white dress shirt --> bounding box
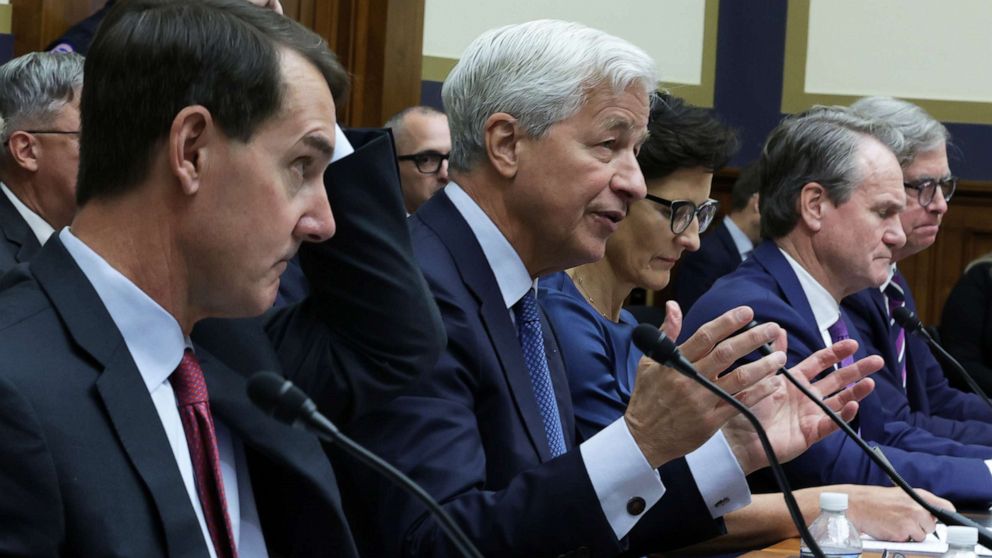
[445,182,750,540]
[1,182,56,245]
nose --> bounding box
[884,215,906,250]
[678,219,702,253]
[611,150,646,202]
[928,189,949,215]
[296,186,336,243]
[437,159,450,183]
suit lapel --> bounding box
[418,195,556,462]
[31,239,209,558]
[0,190,42,263]
[751,241,826,352]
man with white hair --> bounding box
[344,20,878,557]
[844,97,992,444]
[0,51,84,272]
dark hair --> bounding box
[730,161,761,211]
[76,0,349,205]
[758,106,903,239]
[636,92,739,181]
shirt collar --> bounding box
[778,246,839,332]
[444,182,536,308]
[1,182,56,245]
[722,216,754,259]
[60,228,188,393]
[879,263,897,292]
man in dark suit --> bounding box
[843,96,992,445]
[673,162,761,312]
[0,1,443,557]
[685,106,992,507]
[0,51,84,273]
[344,20,879,557]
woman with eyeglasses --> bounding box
[540,93,950,552]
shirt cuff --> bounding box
[685,430,751,518]
[984,459,992,480]
[580,417,666,540]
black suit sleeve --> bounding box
[263,128,445,425]
[941,262,992,395]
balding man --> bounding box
[385,106,450,213]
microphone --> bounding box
[632,325,827,558]
[247,372,483,558]
[742,321,992,548]
[892,307,992,413]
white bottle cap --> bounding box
[947,526,979,547]
[819,491,848,511]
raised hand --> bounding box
[722,339,881,474]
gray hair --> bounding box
[849,96,949,167]
[759,105,905,239]
[442,19,657,172]
[0,52,84,151]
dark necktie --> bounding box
[171,349,238,558]
[884,281,908,389]
[827,316,856,368]
[513,290,567,457]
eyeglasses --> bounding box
[396,150,449,174]
[2,129,80,146]
[644,194,719,234]
[903,176,956,207]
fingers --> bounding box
[808,354,883,397]
[679,306,755,362]
[789,340,859,381]
[715,351,786,396]
[916,489,955,512]
[661,300,682,342]
[690,325,784,380]
[732,375,782,408]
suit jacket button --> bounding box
[626,496,646,516]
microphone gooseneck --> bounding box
[632,324,826,558]
[247,372,483,558]
[891,308,992,414]
[742,321,992,548]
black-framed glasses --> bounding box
[396,150,449,174]
[903,176,956,207]
[2,129,80,146]
[644,194,719,234]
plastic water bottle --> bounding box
[942,526,979,558]
[799,492,862,557]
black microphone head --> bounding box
[892,306,923,333]
[632,323,679,363]
[247,372,314,427]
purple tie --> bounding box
[827,317,856,368]
[884,282,908,389]
[171,349,238,558]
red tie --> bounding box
[171,349,238,558]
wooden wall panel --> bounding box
[11,0,103,56]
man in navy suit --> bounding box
[674,162,761,312]
[343,20,879,557]
[843,96,992,444]
[0,51,83,273]
[685,106,992,507]
[0,1,443,556]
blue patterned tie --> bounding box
[884,281,908,389]
[514,290,567,457]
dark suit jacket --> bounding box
[0,187,43,274]
[942,262,992,395]
[683,240,992,506]
[343,192,723,557]
[672,219,742,313]
[843,271,992,446]
[0,128,445,557]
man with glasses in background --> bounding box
[385,105,450,214]
[0,51,84,273]
[843,97,992,445]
